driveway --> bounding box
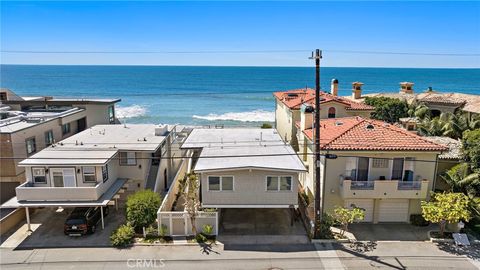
[218,208,309,245]
[348,223,437,241]
[1,207,125,249]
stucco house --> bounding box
[296,113,447,223]
[2,124,184,230]
[0,88,121,203]
[273,80,374,150]
[180,128,306,234]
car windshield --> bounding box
[65,218,85,225]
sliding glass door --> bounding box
[50,168,76,187]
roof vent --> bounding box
[287,93,299,97]
[366,124,375,130]
[335,121,343,126]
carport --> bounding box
[220,208,306,235]
[1,178,127,232]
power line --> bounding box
[2,49,479,56]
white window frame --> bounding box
[82,166,97,183]
[25,137,36,155]
[32,167,46,183]
[45,130,54,146]
[102,165,109,183]
[207,175,234,191]
[119,152,137,166]
[265,175,293,191]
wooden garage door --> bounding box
[345,199,374,222]
[378,199,409,222]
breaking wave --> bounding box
[192,110,274,122]
[116,105,147,119]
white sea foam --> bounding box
[192,110,274,122]
[116,105,147,119]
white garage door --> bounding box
[344,199,374,222]
[378,199,409,222]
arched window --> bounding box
[328,107,336,118]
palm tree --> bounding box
[441,163,480,197]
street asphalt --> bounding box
[0,241,478,270]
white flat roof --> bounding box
[183,128,306,172]
[19,150,117,166]
[55,124,171,152]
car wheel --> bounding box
[90,225,96,234]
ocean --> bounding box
[1,65,479,126]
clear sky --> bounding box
[1,1,479,67]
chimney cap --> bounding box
[400,82,414,86]
[352,81,364,86]
[331,78,339,84]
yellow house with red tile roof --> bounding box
[296,114,447,224]
[273,80,374,150]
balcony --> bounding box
[16,181,103,201]
[340,179,429,199]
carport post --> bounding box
[25,207,32,232]
[100,206,105,230]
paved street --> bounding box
[0,241,478,270]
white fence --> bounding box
[158,211,218,236]
[159,158,188,211]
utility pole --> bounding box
[309,49,322,239]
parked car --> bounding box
[64,206,109,236]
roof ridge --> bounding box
[364,118,448,150]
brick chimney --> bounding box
[352,82,364,100]
[331,78,339,96]
[400,82,414,94]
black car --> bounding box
[64,206,109,236]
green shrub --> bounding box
[315,213,334,239]
[110,224,135,247]
[202,224,214,235]
[261,123,272,129]
[195,233,207,243]
[126,190,162,230]
[410,214,429,226]
[159,224,168,237]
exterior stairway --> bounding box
[145,164,159,190]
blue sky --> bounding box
[1,1,479,67]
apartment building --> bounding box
[2,124,184,230]
[296,113,447,223]
[273,80,374,149]
[0,89,120,203]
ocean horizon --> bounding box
[1,65,479,126]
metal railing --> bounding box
[350,181,375,190]
[397,181,422,190]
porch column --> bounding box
[215,211,219,235]
[100,207,105,229]
[25,207,32,232]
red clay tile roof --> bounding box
[302,117,447,152]
[274,88,374,111]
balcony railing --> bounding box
[397,181,422,190]
[340,179,429,199]
[15,181,103,201]
[350,181,375,190]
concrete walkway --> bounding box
[348,223,436,241]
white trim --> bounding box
[195,166,306,173]
[265,175,293,192]
[202,204,297,208]
[207,175,235,192]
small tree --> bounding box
[421,192,471,236]
[364,96,409,123]
[183,173,201,236]
[126,190,162,230]
[333,206,365,236]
